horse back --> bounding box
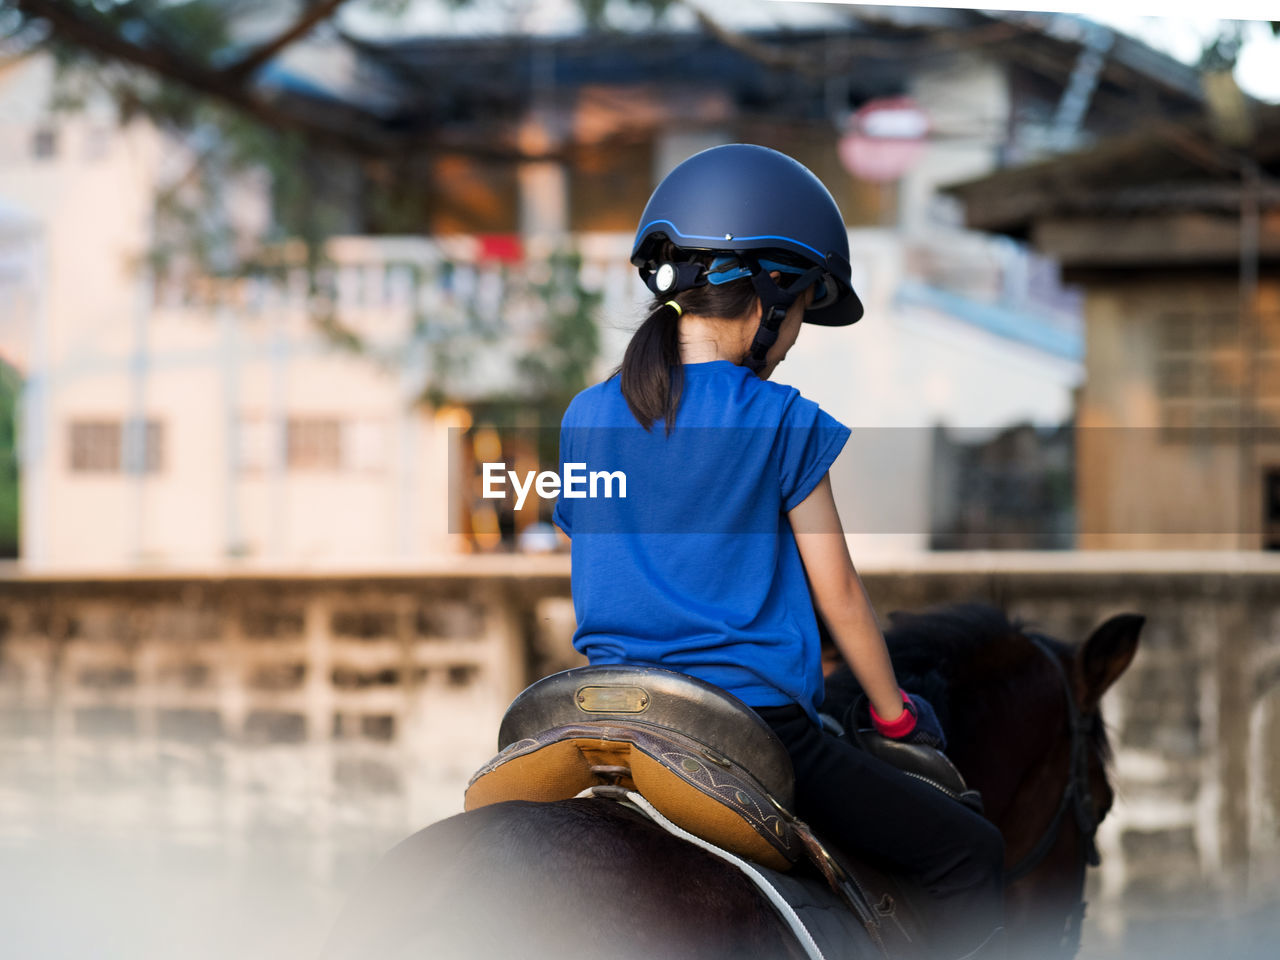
[320,798,894,960]
[322,798,817,960]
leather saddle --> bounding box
[466,665,981,867]
[466,664,803,869]
[466,665,987,955]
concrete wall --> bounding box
[0,558,573,830]
[1,552,1277,942]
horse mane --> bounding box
[822,601,1112,765]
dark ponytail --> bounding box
[620,300,684,433]
[616,242,759,433]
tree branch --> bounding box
[14,0,568,162]
[676,0,825,76]
[15,0,396,155]
[222,0,354,84]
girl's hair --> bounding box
[616,241,758,432]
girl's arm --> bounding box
[787,473,905,724]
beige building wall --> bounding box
[33,253,470,569]
[0,55,466,571]
[1,56,164,566]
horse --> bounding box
[319,603,1142,960]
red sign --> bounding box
[477,234,524,263]
[838,97,930,183]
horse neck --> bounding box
[944,640,1074,828]
[821,630,1074,826]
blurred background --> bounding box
[0,1,1278,957]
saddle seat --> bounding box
[465,665,803,870]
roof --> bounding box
[980,9,1206,103]
[941,102,1280,238]
[264,7,1214,151]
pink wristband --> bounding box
[870,691,917,738]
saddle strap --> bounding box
[612,788,828,960]
[791,821,887,954]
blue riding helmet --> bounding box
[630,143,864,328]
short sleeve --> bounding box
[777,396,851,512]
[551,422,573,537]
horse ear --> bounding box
[1076,614,1144,709]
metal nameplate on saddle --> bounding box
[465,665,802,870]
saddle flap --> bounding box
[465,720,802,871]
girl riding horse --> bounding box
[550,143,1005,960]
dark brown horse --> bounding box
[320,604,1142,960]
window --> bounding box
[70,421,120,472]
[244,417,388,473]
[286,418,342,470]
[1158,312,1280,440]
[69,419,163,473]
[1156,312,1242,440]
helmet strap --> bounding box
[741,255,824,373]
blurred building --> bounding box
[946,101,1280,550]
[0,6,1224,568]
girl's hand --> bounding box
[871,691,948,752]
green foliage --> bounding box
[420,247,602,423]
[0,360,20,559]
[15,0,645,413]
[38,0,238,73]
[517,248,602,409]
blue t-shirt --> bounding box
[552,360,851,724]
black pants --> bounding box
[753,704,1006,960]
